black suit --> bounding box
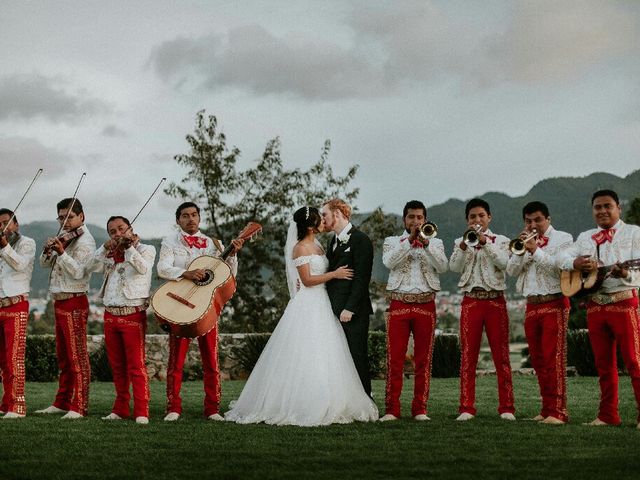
[326,226,374,395]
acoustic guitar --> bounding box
[152,222,262,338]
[560,258,640,297]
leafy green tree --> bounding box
[624,197,640,226]
[167,110,359,332]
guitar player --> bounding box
[157,202,243,422]
[558,189,640,428]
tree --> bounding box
[624,197,640,226]
[167,110,359,332]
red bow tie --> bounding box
[106,249,125,264]
[474,234,495,250]
[183,235,207,249]
[402,238,424,249]
[536,236,549,248]
[592,228,615,246]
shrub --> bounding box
[89,340,113,382]
[432,333,461,378]
[229,334,271,374]
[368,331,386,379]
[25,335,58,381]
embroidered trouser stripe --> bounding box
[53,295,90,416]
[385,300,436,417]
[104,311,150,418]
[0,301,28,415]
[166,324,220,417]
[459,296,515,415]
[525,297,570,422]
[587,295,640,424]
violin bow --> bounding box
[112,178,167,248]
[2,168,44,234]
[56,172,87,236]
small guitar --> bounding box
[152,222,262,338]
[560,258,640,297]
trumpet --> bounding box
[417,221,438,242]
[463,224,483,247]
[509,229,538,255]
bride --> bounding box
[225,206,379,426]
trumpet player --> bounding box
[449,198,515,421]
[0,209,36,418]
[380,201,447,421]
[506,201,572,424]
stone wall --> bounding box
[86,334,262,381]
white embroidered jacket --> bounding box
[506,226,573,296]
[557,220,640,294]
[382,232,448,293]
[92,243,156,307]
[157,230,238,281]
[39,226,96,294]
[0,235,36,298]
[449,228,509,292]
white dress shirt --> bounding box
[382,231,448,293]
[40,226,96,294]
[333,222,353,251]
[0,235,36,298]
[157,230,238,281]
[449,228,510,292]
[557,220,640,294]
[93,243,156,307]
[506,226,573,296]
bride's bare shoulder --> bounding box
[292,242,314,258]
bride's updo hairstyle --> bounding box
[293,206,321,240]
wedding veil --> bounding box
[284,220,300,299]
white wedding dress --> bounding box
[225,254,379,426]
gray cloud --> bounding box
[102,124,128,137]
[148,25,384,100]
[0,73,110,123]
[0,136,70,183]
[474,1,640,87]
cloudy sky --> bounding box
[1,0,639,237]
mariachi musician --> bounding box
[0,208,36,419]
[506,201,573,425]
[35,197,96,419]
[93,216,156,425]
[558,189,640,428]
[449,198,515,422]
[157,201,243,422]
[380,200,448,422]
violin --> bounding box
[105,233,139,260]
[43,226,85,257]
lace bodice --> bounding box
[293,254,328,276]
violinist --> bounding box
[92,216,156,425]
[35,198,96,420]
[0,208,36,419]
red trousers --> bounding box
[104,311,150,418]
[0,301,28,415]
[53,295,91,416]
[166,325,220,417]
[587,293,640,424]
[525,297,570,422]
[459,296,515,415]
[385,299,436,417]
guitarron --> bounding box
[152,222,262,337]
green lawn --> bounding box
[0,377,639,479]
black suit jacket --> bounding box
[325,226,374,318]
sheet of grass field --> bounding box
[1,377,638,479]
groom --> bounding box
[322,199,374,396]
